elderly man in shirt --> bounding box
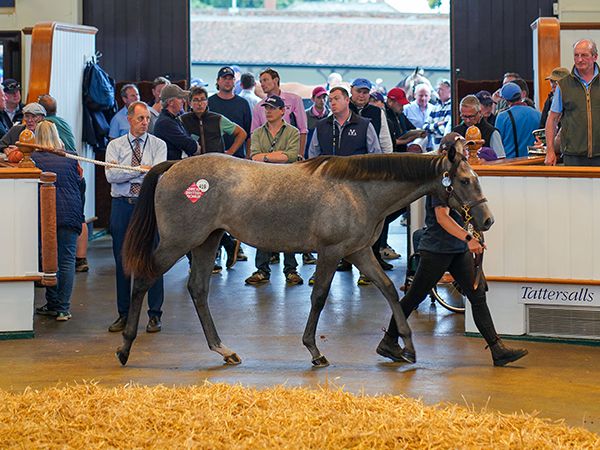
[105,101,167,334]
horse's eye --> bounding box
[460,178,470,185]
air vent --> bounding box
[527,305,600,340]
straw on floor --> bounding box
[0,382,597,449]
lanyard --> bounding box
[264,123,286,152]
[127,135,148,159]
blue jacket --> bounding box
[495,104,541,158]
[154,109,199,160]
[32,152,83,233]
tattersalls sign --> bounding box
[519,285,599,307]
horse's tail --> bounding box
[123,160,178,280]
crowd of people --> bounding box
[0,38,596,366]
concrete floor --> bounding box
[1,226,599,433]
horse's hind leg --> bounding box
[346,247,416,363]
[189,230,241,365]
[302,253,339,367]
[116,245,184,366]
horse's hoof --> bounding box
[400,350,417,364]
[223,353,242,365]
[311,355,330,368]
[116,348,129,366]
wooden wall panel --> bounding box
[451,0,555,82]
[82,0,190,83]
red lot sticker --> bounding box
[184,182,204,203]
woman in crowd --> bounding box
[32,120,84,321]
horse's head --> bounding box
[438,136,494,232]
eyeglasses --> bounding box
[460,113,480,119]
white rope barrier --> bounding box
[63,152,149,173]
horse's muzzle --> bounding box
[480,216,494,231]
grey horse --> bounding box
[119,145,493,367]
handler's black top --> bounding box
[418,195,468,254]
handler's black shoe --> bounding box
[376,336,409,363]
[108,316,127,332]
[146,316,162,333]
[489,339,528,366]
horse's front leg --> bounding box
[189,231,240,365]
[346,247,416,363]
[302,253,339,367]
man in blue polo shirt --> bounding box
[109,84,140,139]
[495,82,540,159]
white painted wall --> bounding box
[0,0,81,29]
[0,0,82,87]
[558,0,600,23]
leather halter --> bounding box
[442,154,488,291]
[442,154,488,215]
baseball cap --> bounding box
[386,87,409,105]
[500,82,521,102]
[351,78,372,90]
[370,91,385,102]
[475,90,493,106]
[217,66,235,78]
[23,102,47,116]
[160,84,190,102]
[312,86,327,98]
[2,79,20,93]
[262,95,285,109]
[545,67,570,81]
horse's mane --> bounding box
[300,153,446,182]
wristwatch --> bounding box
[464,233,473,242]
[263,155,269,162]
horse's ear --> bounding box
[447,143,457,163]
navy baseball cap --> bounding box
[351,78,372,90]
[217,66,235,78]
[370,91,385,102]
[2,79,20,93]
[262,95,285,109]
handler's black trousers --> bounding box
[387,250,498,345]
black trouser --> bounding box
[387,250,498,345]
[219,232,237,254]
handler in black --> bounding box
[377,133,528,367]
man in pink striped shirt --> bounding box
[252,68,308,158]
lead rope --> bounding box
[461,204,486,291]
[64,152,148,173]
